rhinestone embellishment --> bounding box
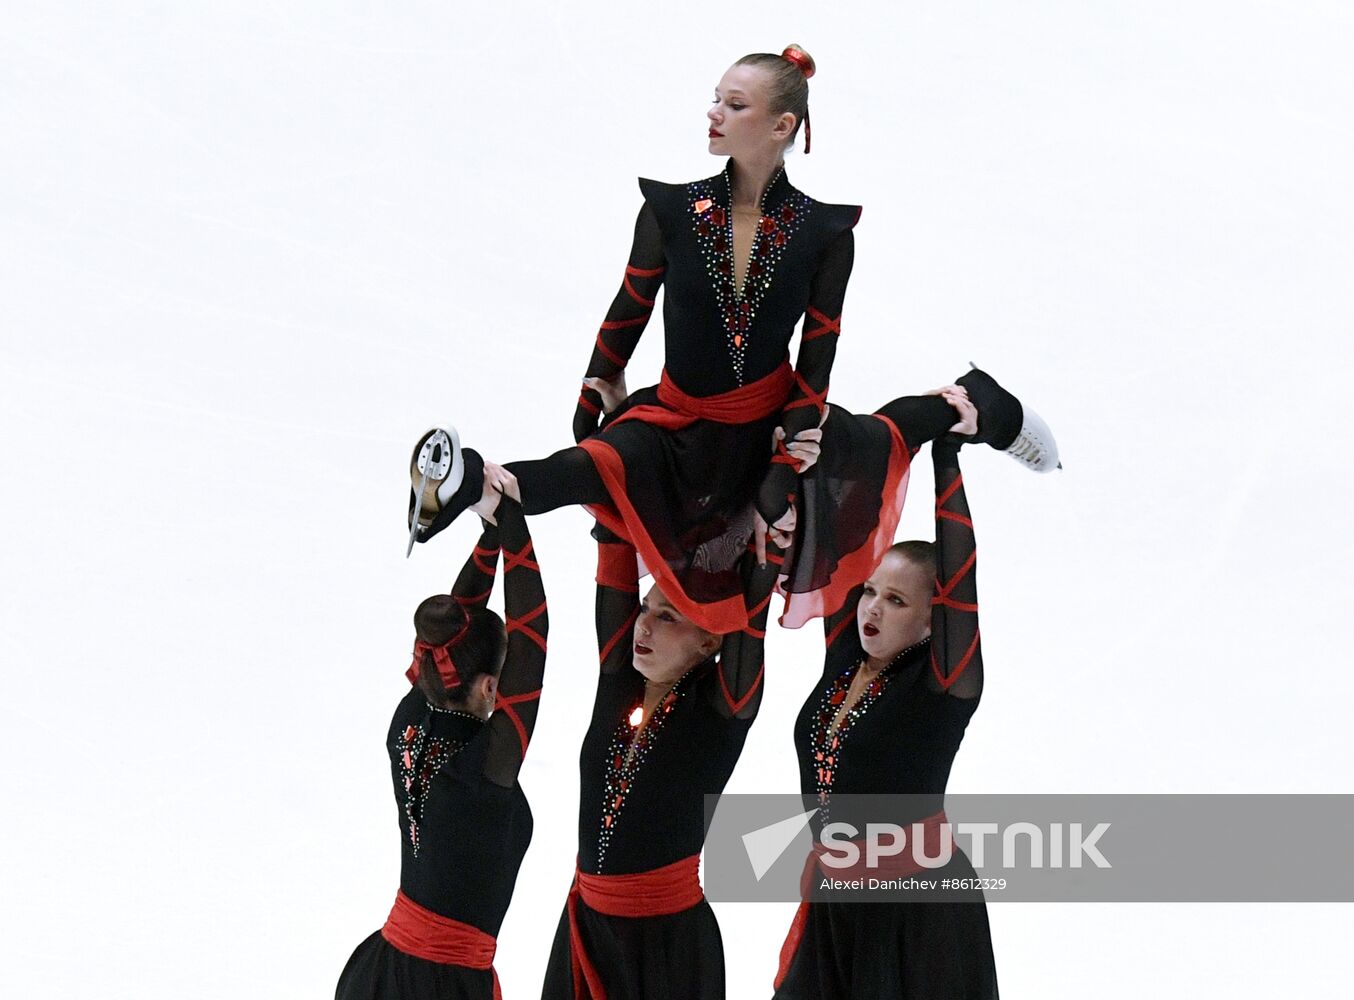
[398,723,467,857]
[688,168,813,384]
[808,664,888,824]
[594,672,694,870]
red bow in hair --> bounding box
[407,632,468,690]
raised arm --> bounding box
[756,227,854,525]
[450,519,501,610]
[822,582,864,659]
[709,537,786,721]
[483,497,550,787]
[593,526,640,676]
[925,439,982,699]
[573,203,666,443]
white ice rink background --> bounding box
[2,2,1351,997]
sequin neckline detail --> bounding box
[687,165,813,384]
[809,661,889,823]
[594,669,697,871]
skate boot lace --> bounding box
[1007,431,1047,467]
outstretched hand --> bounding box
[468,461,521,524]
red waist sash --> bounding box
[567,854,704,999]
[608,361,794,432]
[382,890,501,997]
[775,811,948,990]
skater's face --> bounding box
[633,585,720,685]
[707,64,796,160]
[857,550,932,663]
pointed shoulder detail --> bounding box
[637,176,693,235]
[637,176,688,202]
[813,200,863,235]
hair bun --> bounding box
[414,593,469,647]
[782,44,815,80]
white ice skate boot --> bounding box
[407,427,483,555]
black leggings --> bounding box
[504,393,957,514]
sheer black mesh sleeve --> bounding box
[925,440,983,700]
[708,539,785,720]
[484,497,550,787]
[450,520,500,609]
[593,525,640,676]
[572,203,666,442]
[822,582,864,659]
[756,227,855,524]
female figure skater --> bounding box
[337,466,548,1000]
[407,45,1057,636]
[536,492,796,998]
[772,395,1000,999]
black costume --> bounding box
[773,438,998,1000]
[337,500,549,1000]
[498,162,878,634]
[539,529,781,999]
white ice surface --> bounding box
[1,2,1351,997]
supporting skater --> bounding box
[337,466,549,1000]
[774,394,1001,999]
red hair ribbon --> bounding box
[408,632,468,690]
[779,46,813,154]
[781,45,815,79]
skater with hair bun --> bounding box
[337,466,549,1000]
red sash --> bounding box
[775,811,949,990]
[607,361,794,431]
[566,854,704,1000]
[381,890,502,999]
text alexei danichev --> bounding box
[820,877,936,891]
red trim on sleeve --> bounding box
[599,607,640,667]
[594,334,627,368]
[931,629,981,689]
[802,305,842,341]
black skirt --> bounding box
[581,393,911,634]
[773,854,998,1000]
[336,930,498,1000]
[541,895,726,1000]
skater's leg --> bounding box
[873,394,962,452]
[506,447,609,515]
